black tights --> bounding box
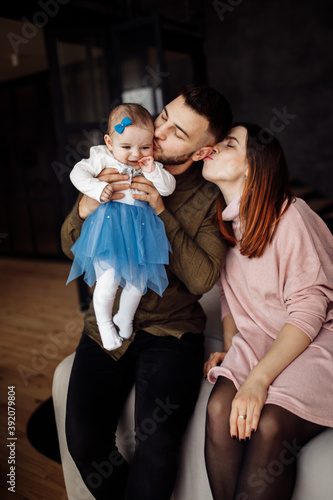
[205,377,326,500]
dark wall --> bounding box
[203,0,332,196]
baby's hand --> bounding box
[100,184,113,202]
[138,156,156,173]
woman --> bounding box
[202,123,333,500]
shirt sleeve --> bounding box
[284,267,331,341]
[69,146,112,202]
[142,162,176,196]
[159,201,227,295]
[280,204,333,341]
[216,276,232,320]
[60,194,84,259]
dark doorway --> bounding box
[0,70,62,257]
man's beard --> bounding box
[154,148,196,166]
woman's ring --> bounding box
[239,414,247,420]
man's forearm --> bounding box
[159,208,226,295]
[60,195,84,259]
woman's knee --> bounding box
[207,393,229,425]
[253,405,286,446]
[206,382,234,435]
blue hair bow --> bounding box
[114,117,132,134]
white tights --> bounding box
[93,267,142,351]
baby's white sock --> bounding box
[114,284,142,340]
[93,268,122,351]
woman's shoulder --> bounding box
[289,197,316,217]
[276,197,333,256]
[281,197,329,234]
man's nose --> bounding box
[154,122,167,140]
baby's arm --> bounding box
[138,156,156,174]
[138,158,176,196]
[70,146,114,202]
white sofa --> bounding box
[53,285,333,500]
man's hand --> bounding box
[131,176,165,215]
[78,168,130,220]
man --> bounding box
[61,85,232,499]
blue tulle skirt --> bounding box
[66,200,171,296]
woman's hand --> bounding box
[230,375,268,441]
[78,168,130,220]
[229,323,311,441]
[203,351,227,379]
[131,176,165,215]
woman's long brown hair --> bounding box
[217,123,294,258]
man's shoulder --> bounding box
[172,161,219,203]
[191,162,220,201]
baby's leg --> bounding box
[113,283,142,340]
[93,268,122,351]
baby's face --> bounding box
[105,125,154,169]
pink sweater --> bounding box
[208,196,333,427]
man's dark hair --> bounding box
[179,84,233,143]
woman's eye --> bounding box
[227,144,234,148]
[161,114,167,121]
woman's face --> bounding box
[202,126,249,198]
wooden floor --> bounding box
[0,258,84,500]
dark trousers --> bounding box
[65,330,204,500]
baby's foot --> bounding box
[98,322,123,351]
[113,313,133,340]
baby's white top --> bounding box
[70,145,176,206]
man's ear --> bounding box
[104,134,112,151]
[192,146,213,162]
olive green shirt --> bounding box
[61,162,226,360]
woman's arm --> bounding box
[230,323,311,441]
[203,314,238,378]
[222,314,238,352]
[229,202,332,440]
